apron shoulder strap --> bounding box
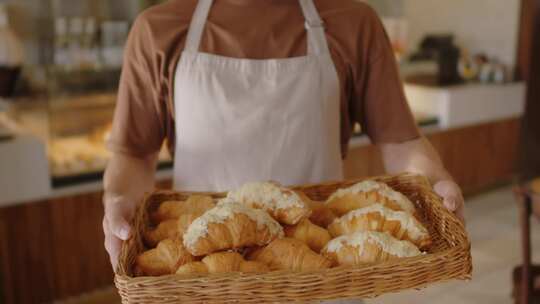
[185,0,214,53]
[184,0,331,56]
[299,0,330,56]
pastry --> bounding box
[143,213,200,247]
[135,239,195,276]
[183,201,284,256]
[247,238,333,271]
[225,182,311,225]
[321,231,421,266]
[284,219,331,253]
[325,180,416,217]
[176,252,269,275]
[328,204,431,250]
[305,200,337,227]
[151,195,215,223]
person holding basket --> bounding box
[103,0,465,302]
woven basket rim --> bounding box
[115,173,472,303]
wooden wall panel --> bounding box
[0,193,111,304]
[344,118,521,195]
[517,0,540,81]
[0,180,172,304]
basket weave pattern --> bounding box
[115,174,472,303]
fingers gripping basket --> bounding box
[115,174,472,303]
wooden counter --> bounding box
[0,118,521,303]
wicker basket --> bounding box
[115,173,472,303]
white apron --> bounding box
[173,0,343,192]
[174,3,361,302]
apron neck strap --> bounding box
[185,0,214,54]
[184,0,330,56]
[299,0,329,55]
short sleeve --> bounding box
[107,14,167,157]
[352,9,420,144]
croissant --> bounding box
[151,195,215,223]
[176,252,269,275]
[284,219,331,253]
[305,200,337,228]
[135,239,195,276]
[247,238,333,271]
[328,204,431,250]
[326,180,417,217]
[183,202,284,256]
[144,213,200,247]
[321,231,421,266]
[225,182,311,225]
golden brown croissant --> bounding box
[284,219,331,253]
[183,202,284,256]
[326,180,416,217]
[151,195,215,223]
[328,204,431,250]
[321,231,421,266]
[135,239,195,276]
[225,182,311,225]
[176,252,269,275]
[143,213,200,247]
[247,238,333,271]
[305,200,337,228]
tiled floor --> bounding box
[64,186,534,304]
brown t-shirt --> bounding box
[108,0,419,158]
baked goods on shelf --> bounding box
[143,213,200,247]
[328,204,431,250]
[225,182,311,225]
[135,239,195,276]
[183,201,284,256]
[326,180,417,217]
[305,200,337,228]
[176,252,269,275]
[151,195,215,223]
[247,238,333,271]
[321,231,421,266]
[284,219,331,253]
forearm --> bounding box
[102,152,158,268]
[103,152,158,208]
[378,137,452,184]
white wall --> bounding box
[404,0,521,68]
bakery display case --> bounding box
[45,92,172,187]
[0,0,173,188]
[4,90,172,188]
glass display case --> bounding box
[1,0,171,188]
[4,90,172,188]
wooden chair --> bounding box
[514,179,540,303]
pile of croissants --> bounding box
[135,180,432,277]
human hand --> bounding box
[103,194,136,271]
[433,180,465,224]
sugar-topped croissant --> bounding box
[247,238,333,271]
[135,239,195,276]
[151,195,215,223]
[321,231,421,266]
[183,201,284,256]
[305,200,337,228]
[225,182,311,225]
[326,180,416,217]
[284,219,331,253]
[176,252,269,275]
[328,204,431,250]
[144,213,200,247]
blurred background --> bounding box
[0,0,538,303]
